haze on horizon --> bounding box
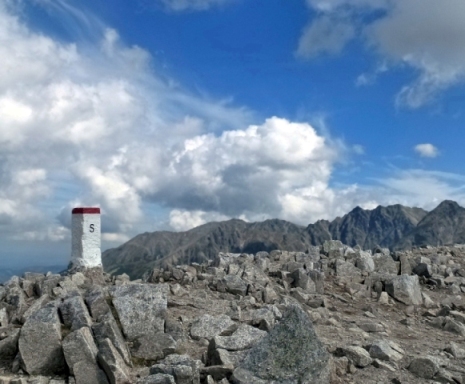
[1,0,465,271]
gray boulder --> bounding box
[132,333,177,361]
[216,275,248,296]
[355,251,375,272]
[231,305,332,384]
[335,260,361,280]
[150,354,201,384]
[210,324,266,352]
[385,275,422,305]
[0,326,20,362]
[85,286,112,321]
[59,295,93,331]
[408,356,440,379]
[190,314,235,341]
[336,346,372,368]
[18,303,66,375]
[289,268,315,292]
[97,338,131,384]
[74,360,109,384]
[368,340,403,362]
[109,284,168,341]
[62,327,98,374]
[373,254,398,275]
[92,314,132,366]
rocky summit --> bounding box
[1,242,465,383]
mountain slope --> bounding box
[103,202,440,279]
[102,218,309,278]
[327,204,427,249]
[395,200,465,249]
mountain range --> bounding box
[102,200,465,278]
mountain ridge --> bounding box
[102,200,465,278]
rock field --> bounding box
[1,241,465,383]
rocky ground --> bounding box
[0,241,465,383]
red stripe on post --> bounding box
[72,207,101,214]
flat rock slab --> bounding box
[109,283,168,341]
[132,333,176,361]
[18,303,66,375]
[211,324,266,352]
[190,314,235,341]
[232,305,332,384]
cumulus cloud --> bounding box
[414,144,439,158]
[0,1,251,246]
[156,0,232,12]
[3,0,465,260]
[300,0,465,108]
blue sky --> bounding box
[1,0,465,270]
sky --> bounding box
[1,0,465,270]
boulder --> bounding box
[399,254,412,275]
[74,360,109,384]
[209,324,266,352]
[132,333,177,361]
[62,327,98,374]
[355,251,375,272]
[373,254,398,275]
[109,284,168,341]
[368,340,403,362]
[150,354,201,384]
[413,263,433,278]
[385,275,422,305]
[216,275,248,296]
[335,260,361,280]
[190,314,235,341]
[289,268,315,292]
[336,346,372,368]
[59,295,93,331]
[408,356,440,379]
[92,314,132,366]
[18,303,66,375]
[0,326,20,362]
[97,338,131,384]
[85,286,112,321]
[231,305,332,384]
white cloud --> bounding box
[296,16,355,58]
[301,0,465,108]
[169,209,230,231]
[414,143,439,158]
[0,2,252,244]
[157,0,232,12]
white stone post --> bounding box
[71,207,102,269]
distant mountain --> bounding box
[103,201,458,279]
[325,204,427,249]
[103,218,310,278]
[394,200,465,249]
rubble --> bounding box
[0,242,464,383]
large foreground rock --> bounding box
[231,305,331,384]
[109,283,168,341]
[385,275,422,305]
[18,303,66,375]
